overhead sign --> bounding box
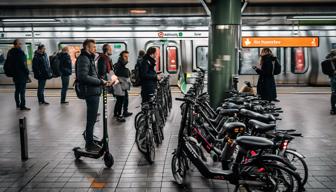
[242,37,319,48]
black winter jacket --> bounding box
[76,49,103,97]
[139,54,157,94]
[59,52,72,76]
[114,57,130,78]
[7,48,29,83]
[32,51,52,80]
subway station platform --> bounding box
[0,87,336,192]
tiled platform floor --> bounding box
[0,88,336,192]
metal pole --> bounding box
[208,0,241,107]
[19,117,28,161]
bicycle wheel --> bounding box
[145,130,155,164]
[153,122,162,145]
[134,111,144,130]
[241,163,302,192]
[135,120,147,153]
[284,149,308,186]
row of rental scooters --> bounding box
[171,70,307,192]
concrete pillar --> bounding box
[208,0,241,107]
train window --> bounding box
[332,43,336,49]
[291,48,306,74]
[58,43,81,66]
[239,48,259,75]
[0,43,33,74]
[96,43,126,64]
[59,42,127,67]
[196,46,208,71]
[166,46,178,73]
[239,48,280,75]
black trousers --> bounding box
[85,95,100,145]
[14,82,27,108]
[114,96,125,116]
[123,90,129,114]
[331,91,336,110]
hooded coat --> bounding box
[255,54,278,101]
[139,54,157,95]
[32,51,52,80]
[7,47,29,83]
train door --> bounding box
[145,40,180,84]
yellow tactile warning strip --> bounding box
[0,86,330,97]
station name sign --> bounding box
[242,37,319,48]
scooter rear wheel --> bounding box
[104,153,114,168]
[73,147,81,160]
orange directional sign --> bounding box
[242,37,319,48]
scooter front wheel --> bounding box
[104,153,114,168]
[171,154,187,185]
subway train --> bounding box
[0,25,335,88]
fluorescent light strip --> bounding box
[2,19,57,22]
[287,16,336,21]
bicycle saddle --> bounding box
[239,109,276,123]
[248,119,276,134]
[223,122,246,135]
[236,136,274,150]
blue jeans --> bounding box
[37,79,46,103]
[61,76,70,102]
[15,82,26,108]
[85,95,100,144]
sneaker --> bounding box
[43,102,50,105]
[117,116,126,122]
[273,99,280,102]
[20,107,31,111]
[61,101,69,104]
[331,109,336,115]
[123,112,133,117]
[85,143,102,152]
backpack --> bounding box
[4,51,15,77]
[321,59,336,76]
[50,53,61,78]
[73,61,86,100]
[272,59,281,75]
[130,59,142,87]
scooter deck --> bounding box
[73,147,104,159]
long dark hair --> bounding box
[260,48,273,65]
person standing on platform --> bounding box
[6,39,31,110]
[139,47,161,103]
[59,46,72,104]
[97,44,115,80]
[114,50,132,119]
[32,44,52,105]
[253,48,279,102]
[325,50,336,115]
[77,39,109,152]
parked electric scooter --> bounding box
[73,86,114,168]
